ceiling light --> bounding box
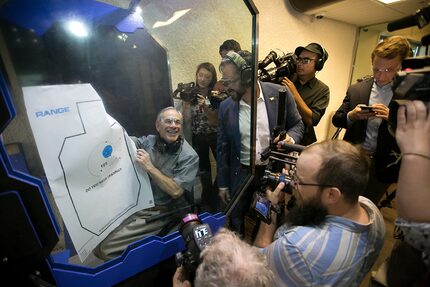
[153,9,191,28]
[66,21,88,38]
[134,6,142,14]
[376,0,403,4]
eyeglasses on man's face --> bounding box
[290,173,336,189]
[297,57,317,65]
[372,65,400,74]
[162,117,182,126]
[221,77,240,87]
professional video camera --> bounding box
[388,57,430,135]
[173,82,200,105]
[252,141,305,224]
[172,82,228,109]
[385,3,430,135]
[175,214,213,277]
[258,50,297,83]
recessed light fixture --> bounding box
[376,0,403,4]
[66,20,88,38]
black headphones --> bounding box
[225,51,252,86]
[155,135,183,154]
[312,43,328,71]
[295,43,328,71]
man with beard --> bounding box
[254,140,385,287]
[216,50,304,236]
[95,107,199,260]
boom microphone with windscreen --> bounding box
[387,6,430,32]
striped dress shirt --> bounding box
[262,196,385,287]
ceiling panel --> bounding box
[300,0,429,27]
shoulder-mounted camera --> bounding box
[388,57,430,136]
[173,82,200,105]
[258,50,297,83]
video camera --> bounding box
[173,82,200,105]
[172,82,228,109]
[209,90,229,109]
[386,3,430,136]
[388,58,430,135]
[175,214,213,277]
[252,141,305,224]
[258,50,297,84]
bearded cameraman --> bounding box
[254,140,385,287]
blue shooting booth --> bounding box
[0,0,257,286]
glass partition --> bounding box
[0,0,256,270]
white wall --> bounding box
[141,0,253,90]
[351,28,380,83]
[254,0,358,141]
[141,0,358,142]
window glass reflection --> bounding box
[0,0,254,267]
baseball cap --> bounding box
[295,43,323,57]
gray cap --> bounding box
[295,43,323,57]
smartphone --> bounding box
[359,105,374,111]
[252,193,272,223]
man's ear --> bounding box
[322,187,342,206]
[155,120,160,133]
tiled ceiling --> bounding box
[301,0,430,27]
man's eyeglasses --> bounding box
[297,57,317,65]
[221,77,240,87]
[372,65,400,74]
[163,117,182,126]
[290,173,336,189]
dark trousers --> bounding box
[362,157,391,205]
[192,132,219,211]
[229,165,266,236]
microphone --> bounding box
[387,15,418,32]
[278,142,305,153]
[258,51,277,69]
[387,6,430,32]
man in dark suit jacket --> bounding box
[217,50,304,235]
[332,36,412,205]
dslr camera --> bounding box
[251,141,304,224]
[175,214,213,276]
[258,50,298,84]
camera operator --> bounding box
[254,140,385,287]
[173,228,274,287]
[332,36,412,205]
[280,43,330,145]
[385,100,430,286]
[179,62,220,212]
